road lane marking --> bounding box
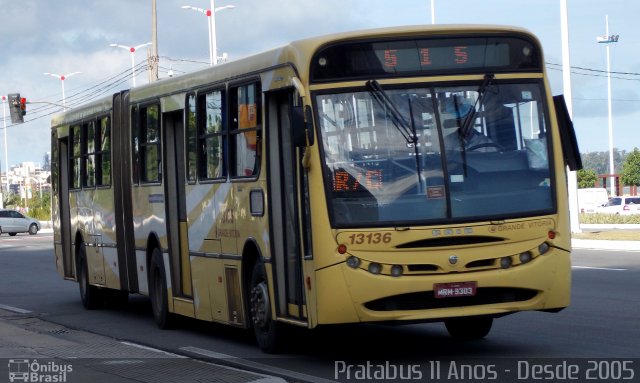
[572,266,627,271]
[181,346,330,383]
[120,341,187,358]
[0,304,32,314]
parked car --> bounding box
[0,209,41,236]
[577,187,609,213]
[596,196,640,215]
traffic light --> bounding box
[20,97,27,116]
[8,93,25,124]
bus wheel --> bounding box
[445,317,493,340]
[149,248,175,329]
[249,261,282,353]
[78,243,101,310]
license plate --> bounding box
[434,281,477,298]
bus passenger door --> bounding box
[267,90,307,321]
[163,110,192,298]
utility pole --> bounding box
[148,0,159,82]
[560,0,580,234]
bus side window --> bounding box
[131,106,140,185]
[186,93,197,183]
[70,125,82,190]
[140,104,161,183]
[84,121,96,188]
[97,116,111,186]
[197,89,225,180]
[230,82,262,178]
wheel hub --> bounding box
[250,282,270,329]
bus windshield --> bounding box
[316,81,554,227]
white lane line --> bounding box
[121,341,187,358]
[572,266,627,271]
[181,346,331,383]
[0,304,33,314]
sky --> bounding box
[1,0,639,168]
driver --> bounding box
[440,97,500,153]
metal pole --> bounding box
[131,51,137,87]
[61,80,67,110]
[210,0,218,65]
[431,0,435,24]
[2,99,8,194]
[604,15,615,195]
[151,0,159,81]
[560,0,580,233]
[207,12,214,66]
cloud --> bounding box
[3,0,640,166]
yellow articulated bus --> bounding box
[51,25,582,352]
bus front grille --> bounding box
[364,288,538,311]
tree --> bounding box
[581,149,627,176]
[621,148,640,186]
[577,168,598,188]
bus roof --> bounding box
[51,24,540,127]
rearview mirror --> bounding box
[292,105,314,147]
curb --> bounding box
[572,238,640,251]
[580,224,640,230]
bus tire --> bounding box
[445,317,493,340]
[249,261,283,353]
[149,248,175,329]
[78,243,101,310]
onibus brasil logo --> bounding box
[8,359,73,382]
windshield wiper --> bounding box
[366,80,417,145]
[459,73,495,140]
[367,80,425,191]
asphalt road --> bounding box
[1,232,639,382]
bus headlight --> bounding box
[346,256,361,269]
[538,242,550,255]
[519,251,533,264]
[500,256,513,269]
[390,265,403,277]
[368,262,382,275]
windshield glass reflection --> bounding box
[316,82,554,227]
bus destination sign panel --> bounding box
[312,36,540,82]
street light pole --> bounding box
[2,96,8,195]
[181,6,214,65]
[212,4,235,64]
[43,72,81,111]
[597,15,619,195]
[560,0,580,233]
[110,42,152,87]
[430,0,435,24]
[149,0,159,82]
[182,1,235,66]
